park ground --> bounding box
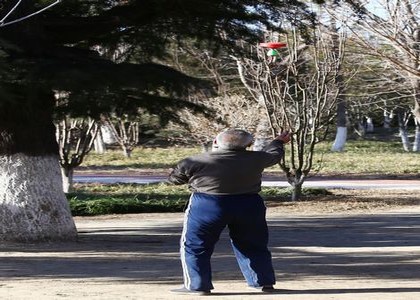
[1,189,420,300]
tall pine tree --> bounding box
[0,0,318,241]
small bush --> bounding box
[261,187,331,201]
[68,196,188,216]
[67,183,190,216]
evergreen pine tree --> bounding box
[0,0,319,241]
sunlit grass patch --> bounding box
[312,140,419,175]
[83,147,200,169]
[82,140,419,176]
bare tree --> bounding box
[56,117,99,193]
[329,0,420,151]
[100,115,139,158]
[166,41,262,149]
[329,18,348,151]
[335,44,415,141]
[167,94,261,150]
[232,28,344,200]
[93,129,106,154]
[231,44,280,151]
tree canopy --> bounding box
[0,0,322,154]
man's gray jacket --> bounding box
[168,139,285,195]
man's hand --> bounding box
[276,131,291,144]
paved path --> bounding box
[1,208,420,299]
[74,174,420,190]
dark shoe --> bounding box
[170,287,211,296]
[250,285,276,293]
[261,285,276,292]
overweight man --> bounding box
[168,128,291,296]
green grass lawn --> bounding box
[312,140,419,175]
[82,147,198,170]
[82,140,419,175]
[70,139,419,216]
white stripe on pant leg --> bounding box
[180,193,194,289]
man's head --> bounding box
[215,129,253,150]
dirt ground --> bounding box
[1,189,420,300]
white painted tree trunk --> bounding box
[61,167,74,194]
[101,124,118,144]
[331,127,347,152]
[366,117,374,133]
[0,154,77,242]
[122,146,132,158]
[399,126,411,152]
[383,111,393,129]
[413,124,420,152]
[93,133,106,154]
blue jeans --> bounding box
[180,193,275,291]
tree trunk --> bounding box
[330,23,347,152]
[366,117,374,133]
[0,82,77,242]
[286,171,306,202]
[94,132,106,154]
[122,145,132,158]
[399,126,411,152]
[383,110,393,129]
[61,166,74,194]
[101,123,118,145]
[291,183,303,202]
[397,112,411,152]
[413,123,420,152]
[0,154,77,242]
[331,126,347,152]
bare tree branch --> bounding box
[0,0,61,27]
